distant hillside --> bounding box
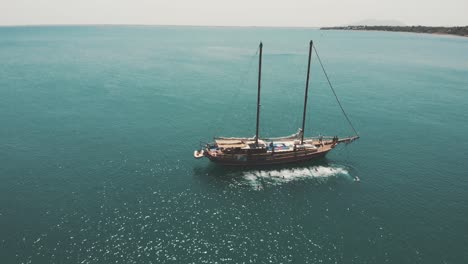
[349,19,406,27]
[320,25,468,37]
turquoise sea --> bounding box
[1,26,468,263]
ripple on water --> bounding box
[22,174,359,264]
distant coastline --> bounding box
[320,25,468,37]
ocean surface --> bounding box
[1,26,467,263]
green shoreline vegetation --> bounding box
[321,25,468,37]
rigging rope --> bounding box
[212,46,259,138]
[238,47,259,89]
[313,46,359,136]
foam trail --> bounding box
[242,166,350,189]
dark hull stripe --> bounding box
[206,150,330,166]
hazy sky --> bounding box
[1,0,467,27]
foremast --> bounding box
[255,42,263,145]
[301,40,313,144]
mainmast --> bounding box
[255,42,263,145]
[301,40,313,144]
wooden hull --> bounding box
[205,148,331,166]
[195,136,358,167]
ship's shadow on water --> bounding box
[192,158,356,189]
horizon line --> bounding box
[0,23,467,29]
[0,23,323,29]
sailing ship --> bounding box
[194,41,359,166]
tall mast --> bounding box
[301,40,313,144]
[255,42,263,145]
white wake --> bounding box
[241,166,350,188]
